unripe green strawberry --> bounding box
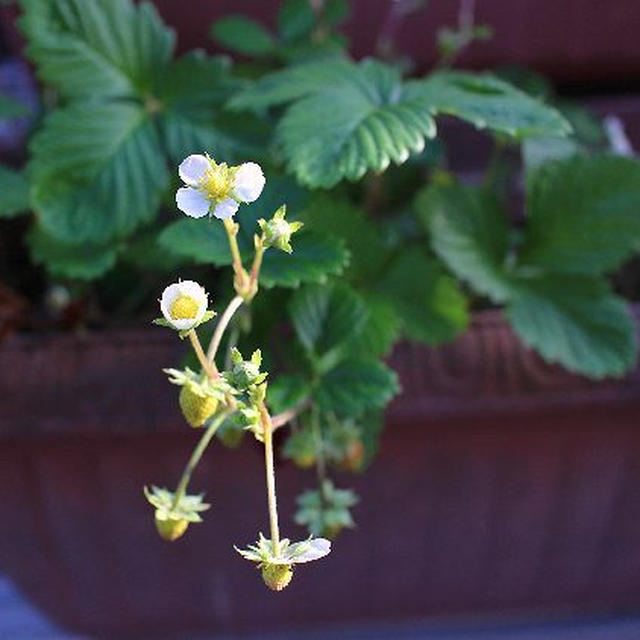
[179,385,218,427]
[261,563,293,591]
[155,513,189,541]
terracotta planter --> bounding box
[2,309,640,635]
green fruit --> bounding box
[179,385,218,427]
[155,513,188,541]
[261,563,293,591]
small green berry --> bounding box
[261,563,293,591]
[179,385,218,427]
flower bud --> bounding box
[261,563,293,591]
[258,205,303,254]
[179,385,219,427]
[228,348,267,390]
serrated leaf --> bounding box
[28,224,117,279]
[406,71,571,138]
[297,194,388,284]
[260,232,349,288]
[417,181,512,302]
[211,15,275,57]
[231,59,436,188]
[158,217,231,265]
[314,358,399,417]
[519,155,640,275]
[19,0,174,100]
[377,248,468,344]
[0,166,30,218]
[507,275,637,379]
[289,282,368,365]
[277,60,437,187]
[29,102,167,243]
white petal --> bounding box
[232,162,265,203]
[212,197,239,220]
[177,280,208,322]
[178,154,210,186]
[176,187,210,218]
[160,280,208,330]
[160,282,182,324]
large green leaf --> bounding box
[0,167,30,218]
[297,194,388,283]
[157,51,259,163]
[519,155,640,275]
[376,248,469,344]
[289,282,368,367]
[28,224,118,279]
[314,358,399,417]
[406,71,571,138]
[158,218,231,265]
[417,181,512,302]
[19,0,174,100]
[231,59,436,188]
[276,60,436,187]
[346,295,401,358]
[29,102,168,243]
[211,15,275,56]
[260,232,349,288]
[507,275,637,379]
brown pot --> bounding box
[1,309,640,635]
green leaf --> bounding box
[158,51,259,163]
[29,102,168,243]
[28,224,117,279]
[346,295,401,358]
[297,194,388,283]
[376,248,468,344]
[417,180,512,302]
[267,374,309,414]
[507,275,637,379]
[231,59,436,188]
[277,0,315,42]
[158,218,231,266]
[314,358,399,417]
[211,15,275,57]
[519,155,640,275]
[406,71,571,138]
[0,167,30,218]
[260,231,349,288]
[276,60,437,187]
[289,282,368,366]
[19,0,174,100]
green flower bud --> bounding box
[258,205,303,254]
[261,563,293,591]
[179,384,219,427]
[228,348,268,390]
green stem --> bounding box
[224,218,250,294]
[206,295,244,363]
[188,329,219,380]
[172,410,232,509]
[259,402,280,555]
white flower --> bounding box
[232,162,265,203]
[175,154,265,219]
[160,280,209,331]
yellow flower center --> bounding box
[170,294,199,320]
[199,163,233,202]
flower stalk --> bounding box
[187,329,219,380]
[207,295,245,363]
[172,409,232,510]
[259,401,281,556]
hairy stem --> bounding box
[172,410,232,509]
[207,295,244,363]
[259,402,280,555]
